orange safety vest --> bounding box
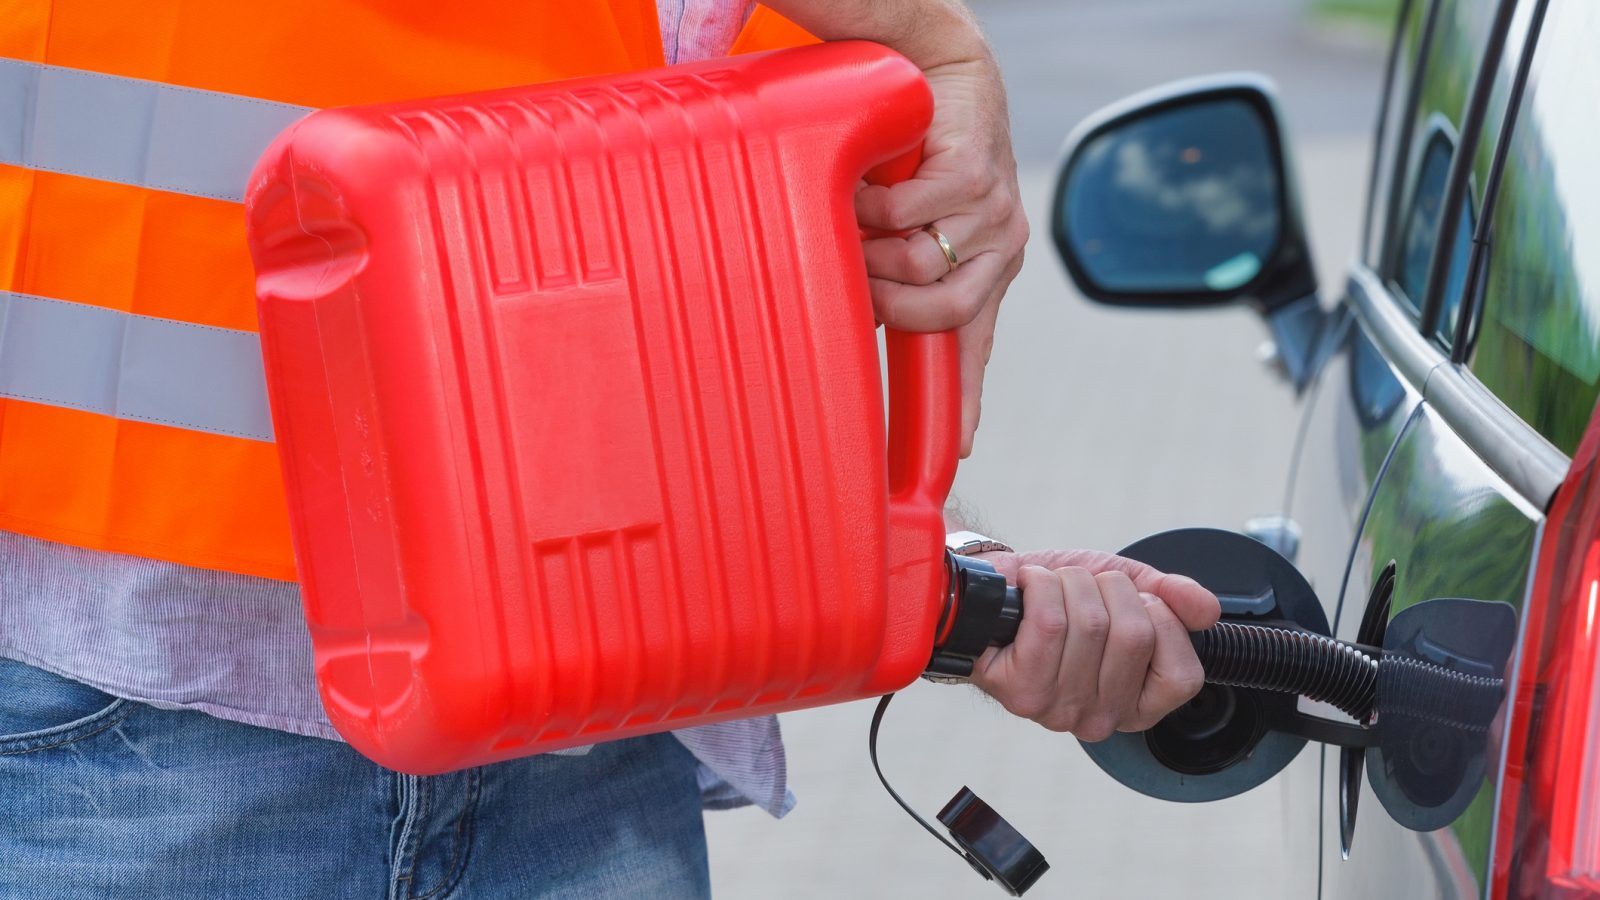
[0,2,815,582]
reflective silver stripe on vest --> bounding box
[0,292,273,441]
[0,58,310,203]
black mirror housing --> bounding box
[1051,74,1317,314]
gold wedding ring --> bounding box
[924,224,960,274]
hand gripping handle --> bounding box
[863,149,961,511]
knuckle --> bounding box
[1076,607,1111,643]
[1056,565,1093,583]
[1113,618,1157,658]
[964,169,993,201]
[1014,216,1032,247]
[863,247,899,281]
[913,251,948,285]
[868,281,902,325]
[1016,564,1051,589]
[881,194,919,232]
[952,288,988,324]
[858,194,891,230]
[1030,605,1069,641]
[1039,707,1080,733]
[1175,663,1206,701]
[1094,570,1135,592]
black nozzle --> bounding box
[926,553,1021,681]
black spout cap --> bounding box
[926,554,1023,681]
[937,787,1049,896]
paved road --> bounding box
[707,2,1386,897]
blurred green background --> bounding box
[1315,0,1403,28]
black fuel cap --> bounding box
[937,787,1049,896]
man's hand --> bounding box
[761,1,1028,458]
[855,54,1026,459]
[967,549,1221,741]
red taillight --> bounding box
[1492,402,1600,899]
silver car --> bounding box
[1051,1,1600,897]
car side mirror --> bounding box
[1051,76,1317,316]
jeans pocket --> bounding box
[0,658,132,754]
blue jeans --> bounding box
[0,658,710,899]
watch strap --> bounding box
[945,530,1015,557]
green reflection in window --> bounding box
[1469,3,1600,455]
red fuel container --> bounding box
[245,41,956,774]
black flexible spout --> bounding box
[1191,622,1507,727]
[1194,621,1377,721]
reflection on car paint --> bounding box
[1467,3,1600,455]
[1332,404,1537,893]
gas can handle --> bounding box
[863,148,961,509]
[883,329,959,506]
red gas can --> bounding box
[245,41,956,774]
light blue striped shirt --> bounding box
[0,529,793,817]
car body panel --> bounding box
[1320,400,1540,897]
[1293,1,1565,896]
[1283,299,1420,625]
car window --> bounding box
[1380,0,1499,316]
[1365,0,1427,267]
[1467,1,1600,456]
[1430,189,1477,345]
[1397,126,1474,319]
[1433,0,1540,350]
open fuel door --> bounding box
[1084,527,1514,845]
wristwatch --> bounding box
[945,530,1015,557]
